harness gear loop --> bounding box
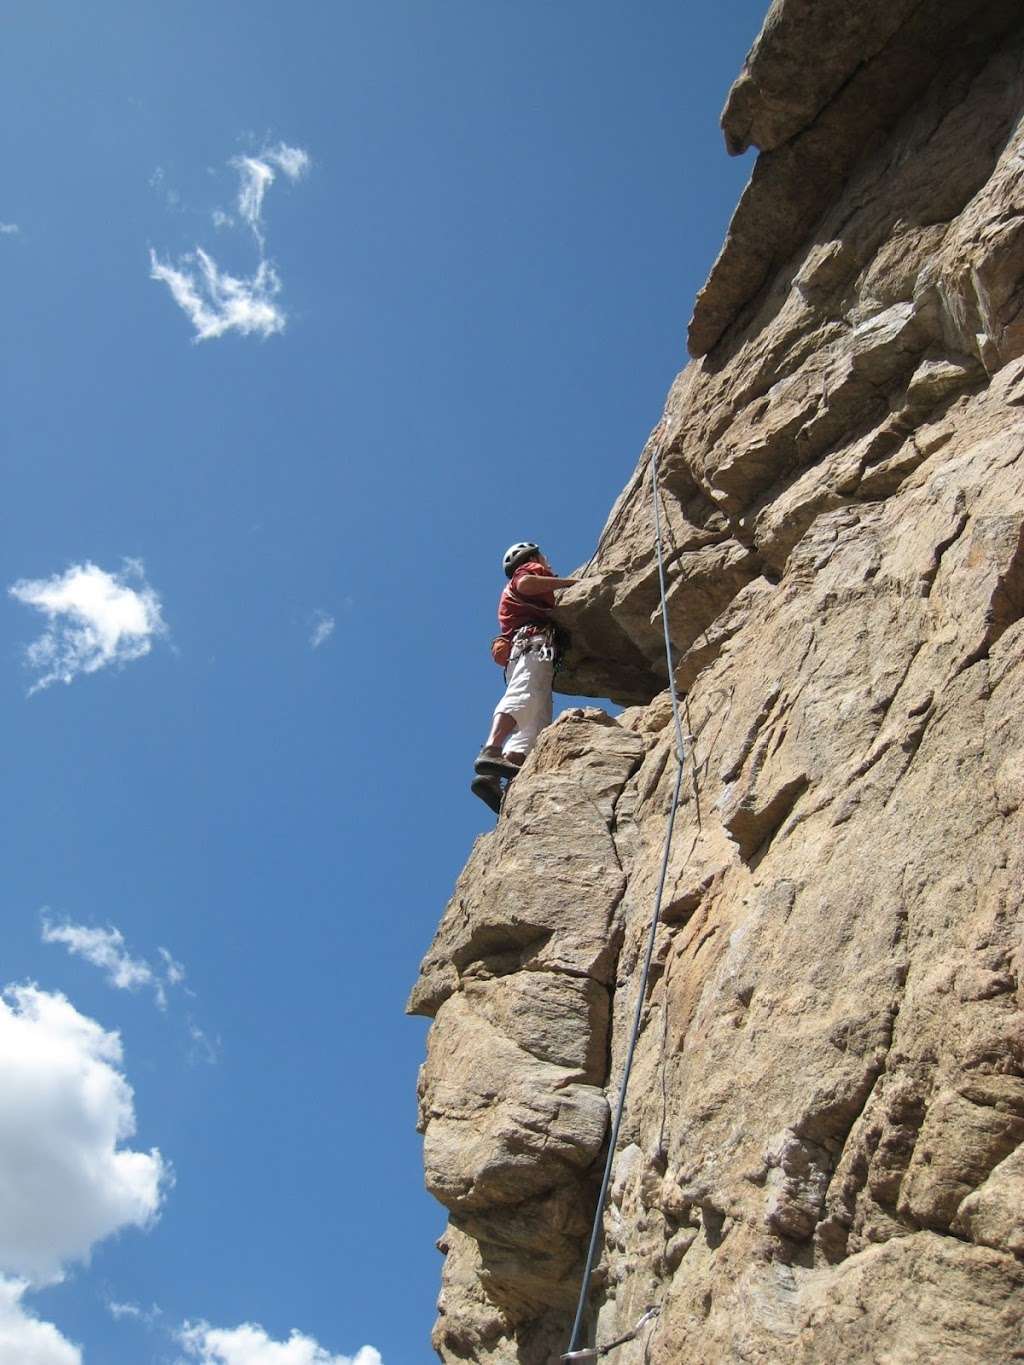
[563,435,689,1361]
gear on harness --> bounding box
[510,623,558,664]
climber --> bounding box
[471,541,579,812]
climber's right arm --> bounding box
[517,575,579,596]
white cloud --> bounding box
[0,223,19,236]
[186,1016,220,1066]
[152,139,309,342]
[40,918,215,1066]
[107,1298,162,1326]
[180,1321,381,1365]
[150,248,284,342]
[0,1279,80,1365]
[107,1300,143,1321]
[232,144,311,246]
[159,947,186,987]
[309,611,335,649]
[266,144,311,181]
[0,985,167,1285]
[233,156,275,247]
[40,916,187,1010]
[9,559,167,694]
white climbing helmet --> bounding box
[502,541,540,578]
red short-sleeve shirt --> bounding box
[498,561,555,637]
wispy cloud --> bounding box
[9,559,167,694]
[107,1298,162,1327]
[186,1016,220,1067]
[180,1321,382,1365]
[0,223,19,236]
[233,157,275,249]
[41,916,185,1011]
[149,249,284,341]
[41,917,218,1062]
[108,1300,143,1321]
[151,139,310,343]
[309,610,335,649]
[264,143,311,181]
[42,919,160,1002]
[159,948,186,987]
[231,143,310,249]
[149,167,181,210]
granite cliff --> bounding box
[410,2,1024,1359]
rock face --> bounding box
[410,4,1024,1360]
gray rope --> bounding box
[563,442,689,1360]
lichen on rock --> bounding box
[410,4,1024,1360]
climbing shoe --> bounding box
[474,747,523,779]
[471,774,503,814]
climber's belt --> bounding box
[510,624,557,664]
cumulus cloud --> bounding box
[149,249,284,342]
[0,223,19,236]
[40,916,187,1010]
[9,559,167,694]
[0,985,167,1285]
[151,139,309,342]
[309,611,335,649]
[0,1279,80,1365]
[180,1321,381,1365]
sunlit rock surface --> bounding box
[410,3,1024,1359]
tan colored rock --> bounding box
[691,0,1024,358]
[412,7,1024,1362]
[794,1234,1024,1363]
[955,1145,1024,1257]
[409,712,645,1342]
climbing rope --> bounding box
[563,437,690,1361]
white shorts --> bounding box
[493,648,553,758]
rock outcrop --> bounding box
[410,3,1024,1360]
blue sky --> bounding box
[1,3,765,1361]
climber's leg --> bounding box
[500,652,554,763]
[485,710,517,752]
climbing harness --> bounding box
[510,623,558,664]
[562,435,689,1362]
